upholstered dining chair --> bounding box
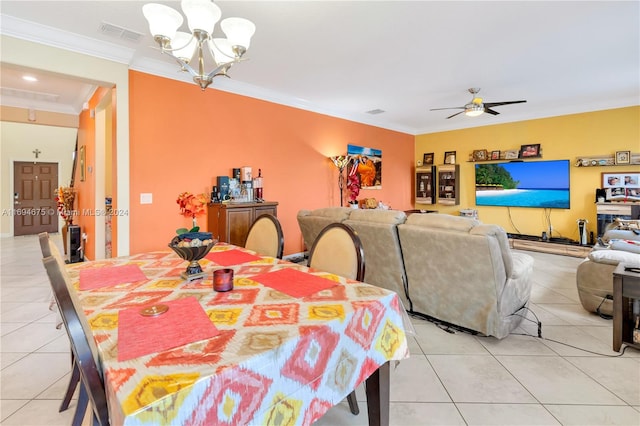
[39,232,80,414]
[244,214,285,259]
[307,223,365,415]
[42,255,109,426]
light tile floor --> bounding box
[2,234,639,425]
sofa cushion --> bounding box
[347,209,406,225]
[306,207,352,221]
[588,249,640,265]
[405,213,479,231]
[610,239,640,254]
[470,224,514,277]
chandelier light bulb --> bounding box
[142,3,183,41]
[181,0,221,35]
[172,31,198,63]
[221,17,256,50]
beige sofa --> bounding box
[576,228,640,316]
[398,214,534,338]
[297,208,535,338]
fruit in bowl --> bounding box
[169,232,217,280]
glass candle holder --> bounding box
[213,268,234,292]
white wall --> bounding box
[0,121,77,236]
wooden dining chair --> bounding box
[42,255,109,426]
[307,222,365,415]
[244,213,285,259]
[39,232,81,414]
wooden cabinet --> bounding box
[415,166,436,204]
[207,201,278,246]
[438,164,459,205]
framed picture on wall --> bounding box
[423,152,434,165]
[520,143,541,158]
[491,150,501,160]
[443,151,456,164]
[615,150,631,165]
[472,149,488,161]
[505,149,519,159]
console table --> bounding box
[207,201,278,247]
[508,235,592,258]
[613,263,640,352]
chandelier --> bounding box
[142,0,256,90]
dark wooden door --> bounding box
[13,162,59,236]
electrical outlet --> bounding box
[82,232,88,241]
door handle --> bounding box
[14,200,20,205]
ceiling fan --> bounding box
[431,88,526,119]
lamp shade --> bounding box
[142,3,183,40]
[221,17,256,49]
[330,155,349,171]
[209,38,235,65]
[465,104,484,117]
[172,32,198,62]
[181,0,221,35]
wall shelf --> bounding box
[574,153,640,167]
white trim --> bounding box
[0,15,135,65]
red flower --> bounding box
[346,174,360,202]
[176,192,208,219]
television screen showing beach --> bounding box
[475,160,570,209]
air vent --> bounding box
[1,87,59,103]
[99,22,143,43]
[365,109,385,115]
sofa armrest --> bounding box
[588,249,640,266]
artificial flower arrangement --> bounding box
[55,187,75,222]
[346,173,361,204]
[174,192,214,248]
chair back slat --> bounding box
[42,256,110,426]
[245,214,285,259]
[308,223,365,281]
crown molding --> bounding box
[0,14,135,65]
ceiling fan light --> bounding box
[465,104,484,117]
[181,0,221,35]
[143,3,183,40]
[172,32,198,62]
[221,17,256,50]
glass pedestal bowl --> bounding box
[169,238,217,281]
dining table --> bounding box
[66,243,412,426]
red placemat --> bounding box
[79,264,147,290]
[205,249,263,266]
[117,297,219,362]
[250,268,339,298]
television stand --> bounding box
[507,233,591,258]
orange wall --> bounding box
[75,87,112,260]
[129,71,414,255]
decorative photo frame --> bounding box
[491,150,501,160]
[423,152,434,165]
[615,150,631,165]
[443,151,456,165]
[520,143,541,158]
[505,149,519,159]
[472,149,488,161]
[602,172,639,188]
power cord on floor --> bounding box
[510,306,633,357]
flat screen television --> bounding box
[475,159,570,209]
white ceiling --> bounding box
[1,1,638,135]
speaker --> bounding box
[67,225,82,264]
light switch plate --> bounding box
[140,193,152,204]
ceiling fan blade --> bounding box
[446,111,465,119]
[430,106,464,111]
[484,100,527,108]
[484,108,500,115]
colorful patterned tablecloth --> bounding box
[67,244,411,425]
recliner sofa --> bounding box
[297,207,535,338]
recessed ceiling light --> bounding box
[365,109,385,115]
[22,75,38,82]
